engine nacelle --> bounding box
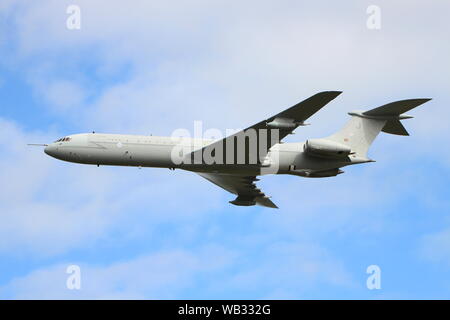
[289,167,344,178]
[229,196,256,206]
[304,138,352,157]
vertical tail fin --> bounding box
[327,116,385,158]
[327,98,431,158]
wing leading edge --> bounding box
[187,91,342,165]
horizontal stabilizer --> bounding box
[364,98,431,117]
[382,119,409,136]
[329,97,431,157]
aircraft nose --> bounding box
[44,144,57,157]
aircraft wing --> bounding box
[188,91,342,164]
[197,172,278,208]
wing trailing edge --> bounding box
[197,172,278,209]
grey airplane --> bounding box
[37,92,431,208]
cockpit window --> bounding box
[54,137,71,143]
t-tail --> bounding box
[327,98,432,159]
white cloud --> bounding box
[0,247,224,299]
[0,241,354,299]
[3,0,449,136]
[225,242,355,297]
[0,119,114,254]
[40,80,86,111]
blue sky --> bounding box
[0,0,450,299]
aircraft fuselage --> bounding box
[44,133,364,176]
